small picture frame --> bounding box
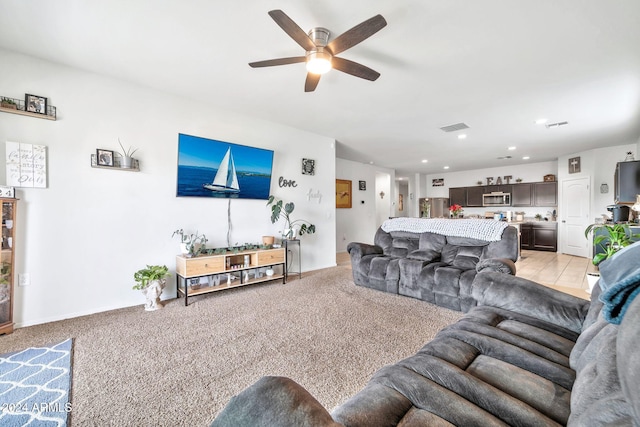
[0,186,15,198]
[359,180,366,191]
[96,149,115,167]
[302,158,315,175]
[25,93,47,115]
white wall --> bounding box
[0,48,337,327]
[335,159,394,251]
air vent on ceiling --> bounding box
[545,121,569,129]
[440,122,469,133]
[497,156,513,160]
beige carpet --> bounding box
[0,266,463,426]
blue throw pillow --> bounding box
[598,242,640,325]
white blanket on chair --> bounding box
[381,218,508,242]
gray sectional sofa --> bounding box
[348,218,519,311]
[212,241,640,426]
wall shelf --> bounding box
[90,154,140,172]
[1,96,57,121]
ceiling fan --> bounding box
[249,10,387,92]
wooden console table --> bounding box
[175,247,286,306]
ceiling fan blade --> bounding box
[268,10,317,52]
[327,14,387,55]
[249,56,306,68]
[305,73,321,92]
[331,57,380,81]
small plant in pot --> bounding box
[584,222,640,292]
[172,229,208,257]
[117,138,138,169]
[266,195,316,240]
[133,265,170,311]
[1,97,17,110]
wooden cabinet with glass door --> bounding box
[0,198,16,335]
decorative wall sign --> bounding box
[306,188,322,203]
[359,180,366,190]
[568,157,580,174]
[432,178,444,187]
[6,142,48,188]
[278,176,297,187]
[336,179,352,208]
[302,158,315,175]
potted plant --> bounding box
[133,265,170,311]
[117,138,138,168]
[1,97,17,110]
[266,195,316,240]
[172,229,208,257]
[449,204,463,218]
[584,222,640,291]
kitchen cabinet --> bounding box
[512,183,533,207]
[534,182,557,206]
[449,187,466,207]
[466,186,484,207]
[520,222,557,252]
[614,160,640,203]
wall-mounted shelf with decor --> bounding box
[0,96,57,121]
[90,154,140,172]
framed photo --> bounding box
[302,158,315,175]
[359,180,366,191]
[96,149,115,167]
[432,178,444,187]
[568,157,580,174]
[0,186,15,198]
[25,94,47,115]
[336,179,352,208]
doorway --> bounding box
[560,177,590,257]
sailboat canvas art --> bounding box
[176,134,274,200]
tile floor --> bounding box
[337,249,591,300]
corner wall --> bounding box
[0,48,337,327]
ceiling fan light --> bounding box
[306,51,332,74]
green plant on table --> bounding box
[172,229,208,257]
[132,265,169,290]
[266,195,316,239]
[1,97,17,105]
[584,222,640,266]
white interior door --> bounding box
[561,177,590,257]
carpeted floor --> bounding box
[0,266,463,426]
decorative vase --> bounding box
[262,236,275,246]
[142,279,166,311]
[625,151,635,162]
[121,156,134,168]
[265,268,274,277]
[1,102,17,110]
[586,272,600,294]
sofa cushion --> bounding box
[406,249,441,262]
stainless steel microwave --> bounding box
[483,192,511,207]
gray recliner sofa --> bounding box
[211,242,640,426]
[348,219,519,311]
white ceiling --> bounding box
[2,1,639,177]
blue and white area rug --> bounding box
[0,339,73,427]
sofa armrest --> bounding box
[211,376,342,427]
[347,242,383,263]
[471,271,590,333]
[476,258,516,275]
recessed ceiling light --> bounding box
[421,159,428,163]
[535,118,548,125]
[522,156,530,160]
[369,161,374,164]
[458,134,467,140]
[508,146,516,150]
[443,166,450,170]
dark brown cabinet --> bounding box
[520,222,557,252]
[615,161,640,203]
[512,183,533,207]
[449,187,466,207]
[466,186,484,207]
[534,182,557,206]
